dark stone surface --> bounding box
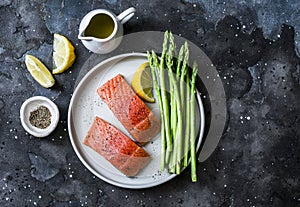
[1,0,299,206]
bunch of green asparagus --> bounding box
[147,31,198,182]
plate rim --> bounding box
[68,52,205,189]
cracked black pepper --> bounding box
[29,106,51,129]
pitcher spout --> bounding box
[78,30,90,41]
[78,28,103,41]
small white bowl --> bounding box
[20,96,60,137]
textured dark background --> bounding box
[0,0,299,206]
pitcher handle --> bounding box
[117,7,136,24]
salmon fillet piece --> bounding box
[83,116,151,177]
[97,74,160,145]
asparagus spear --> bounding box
[177,42,189,172]
[167,32,177,140]
[148,51,166,170]
[166,33,176,172]
[160,31,172,155]
[183,66,191,167]
[190,61,198,182]
[169,34,177,142]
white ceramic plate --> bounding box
[68,53,205,189]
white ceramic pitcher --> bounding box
[78,7,135,54]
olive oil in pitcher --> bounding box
[84,14,115,39]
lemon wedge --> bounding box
[25,54,55,88]
[132,62,154,103]
[52,33,76,74]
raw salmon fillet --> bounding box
[97,74,160,145]
[83,116,151,177]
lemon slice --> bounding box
[132,62,154,103]
[52,33,76,74]
[25,54,55,88]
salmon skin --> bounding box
[83,116,151,177]
[97,74,160,145]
